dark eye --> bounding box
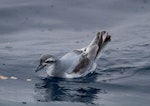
[45,60,54,63]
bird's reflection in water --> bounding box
[34,73,104,104]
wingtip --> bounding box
[106,35,111,41]
[101,31,106,35]
[97,32,101,35]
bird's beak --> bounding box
[35,64,46,72]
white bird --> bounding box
[35,31,111,78]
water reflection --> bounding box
[34,73,102,104]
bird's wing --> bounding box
[59,50,82,71]
[59,49,91,74]
[71,52,91,74]
[68,31,111,74]
[59,31,111,75]
[85,31,111,60]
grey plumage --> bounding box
[35,31,111,78]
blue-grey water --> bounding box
[0,0,150,106]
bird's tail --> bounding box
[86,31,111,60]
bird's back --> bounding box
[58,50,84,73]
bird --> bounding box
[35,31,111,78]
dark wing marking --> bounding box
[72,54,90,74]
[95,32,111,59]
[95,32,103,59]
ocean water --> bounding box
[0,0,150,106]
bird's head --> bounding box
[35,54,56,72]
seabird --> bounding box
[35,31,111,78]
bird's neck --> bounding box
[46,64,56,76]
[46,60,64,77]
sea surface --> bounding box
[0,0,150,106]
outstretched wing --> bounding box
[85,31,111,60]
[71,31,111,74]
[60,31,111,75]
